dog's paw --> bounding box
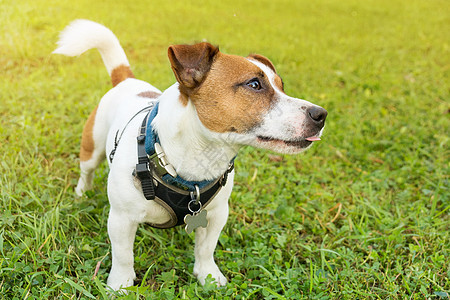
[75,179,89,197]
[75,176,94,197]
[107,270,135,291]
[194,263,227,286]
[74,185,85,197]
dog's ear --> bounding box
[168,42,219,95]
[247,54,277,74]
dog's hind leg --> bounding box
[75,105,107,196]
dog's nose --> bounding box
[307,106,327,126]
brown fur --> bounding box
[248,54,277,73]
[111,65,135,87]
[167,43,282,133]
[80,106,98,161]
[273,75,285,93]
[168,43,219,97]
[137,91,161,98]
[191,53,277,133]
[179,93,189,106]
[248,54,284,92]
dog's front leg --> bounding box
[193,199,229,286]
[106,209,138,291]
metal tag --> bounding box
[184,210,208,234]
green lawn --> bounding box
[0,0,448,299]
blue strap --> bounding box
[144,102,160,154]
[144,102,215,191]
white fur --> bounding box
[55,20,325,291]
[234,59,326,154]
[154,86,240,181]
[55,20,233,290]
[53,19,130,74]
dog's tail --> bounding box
[53,19,135,86]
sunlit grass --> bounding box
[0,0,448,298]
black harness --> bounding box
[133,108,234,229]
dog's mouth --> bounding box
[256,135,320,148]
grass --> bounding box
[0,0,448,298]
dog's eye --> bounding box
[246,78,262,90]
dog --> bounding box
[54,19,327,291]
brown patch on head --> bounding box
[111,65,135,87]
[248,54,277,73]
[273,75,285,93]
[248,54,284,92]
[137,91,161,99]
[190,53,279,133]
[80,106,98,161]
[168,42,219,98]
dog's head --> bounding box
[168,42,327,154]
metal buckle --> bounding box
[188,185,201,214]
[153,142,178,177]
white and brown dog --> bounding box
[54,20,327,291]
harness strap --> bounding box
[110,105,154,163]
[133,107,235,228]
[135,113,155,200]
